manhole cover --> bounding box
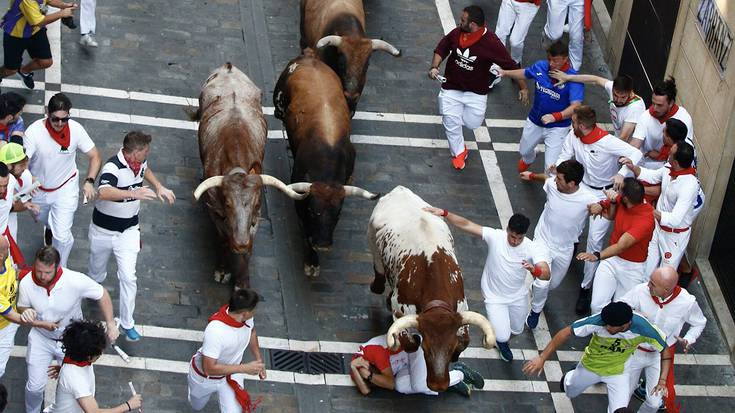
[307,352,345,374]
[269,350,345,374]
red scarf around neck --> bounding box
[0,123,8,139]
[44,119,71,149]
[459,26,485,49]
[208,305,249,328]
[669,166,697,179]
[63,356,92,367]
[123,152,143,176]
[32,266,63,296]
[579,126,609,144]
[649,103,679,124]
[652,285,682,308]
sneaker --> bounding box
[633,379,647,402]
[447,380,471,397]
[560,370,569,393]
[526,310,541,329]
[18,71,34,89]
[575,287,591,315]
[496,341,513,362]
[517,158,531,172]
[80,34,99,47]
[451,146,469,170]
[122,326,142,342]
[44,226,53,247]
[679,266,700,288]
[451,361,485,389]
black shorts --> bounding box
[3,28,52,70]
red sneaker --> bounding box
[518,159,531,172]
[452,147,469,170]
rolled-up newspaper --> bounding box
[113,344,131,363]
[13,180,41,203]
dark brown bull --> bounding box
[367,186,495,391]
[273,49,378,277]
[300,0,401,113]
[190,63,306,289]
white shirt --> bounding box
[47,364,95,413]
[0,174,18,233]
[604,81,646,137]
[632,106,694,168]
[557,129,643,188]
[534,177,598,249]
[481,227,549,304]
[193,315,255,373]
[24,119,95,189]
[17,268,104,340]
[621,283,707,347]
[93,150,147,232]
[637,167,703,229]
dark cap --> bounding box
[601,302,633,327]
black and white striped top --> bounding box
[92,150,147,232]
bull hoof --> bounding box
[304,264,320,278]
[214,271,232,284]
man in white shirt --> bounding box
[0,142,40,242]
[620,266,706,413]
[188,289,266,412]
[552,105,642,314]
[23,93,101,267]
[549,72,646,142]
[426,209,550,362]
[630,78,694,169]
[46,320,142,413]
[622,142,703,279]
[16,246,118,413]
[519,159,599,328]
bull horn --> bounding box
[287,182,312,195]
[316,35,343,49]
[371,39,401,56]
[193,176,224,200]
[386,314,419,351]
[460,311,496,349]
[259,175,308,200]
[344,185,380,200]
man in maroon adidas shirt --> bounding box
[429,5,528,170]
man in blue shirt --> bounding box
[499,41,584,172]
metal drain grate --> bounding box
[269,350,345,374]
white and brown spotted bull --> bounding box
[367,186,496,391]
[300,0,401,114]
[273,49,378,278]
[189,63,307,289]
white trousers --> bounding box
[485,296,529,343]
[26,329,65,413]
[581,185,612,288]
[625,349,663,413]
[438,89,487,156]
[564,362,630,413]
[80,0,97,35]
[590,256,647,314]
[531,244,574,312]
[34,180,79,267]
[644,224,691,277]
[544,0,585,70]
[88,223,141,330]
[495,0,540,64]
[8,212,18,241]
[519,119,569,171]
[394,345,464,395]
[187,365,247,413]
[0,323,19,378]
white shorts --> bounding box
[625,348,663,413]
[438,88,487,156]
[484,295,529,343]
[519,119,570,171]
[644,224,691,276]
[590,256,647,314]
[187,364,248,413]
[564,362,630,413]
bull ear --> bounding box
[398,332,421,353]
[248,166,257,175]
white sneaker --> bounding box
[80,34,98,47]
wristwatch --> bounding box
[593,251,601,261]
[84,177,95,184]
[365,371,374,383]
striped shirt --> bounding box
[92,150,147,233]
[2,0,46,38]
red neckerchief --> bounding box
[459,26,485,49]
[225,375,262,413]
[123,152,143,176]
[63,356,92,367]
[655,144,672,161]
[584,0,593,31]
[31,266,63,296]
[652,286,682,308]
[208,305,250,328]
[0,123,8,139]
[44,119,71,149]
[16,176,23,187]
[649,103,679,124]
[551,62,571,84]
[669,166,697,179]
[579,126,609,144]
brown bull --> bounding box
[300,0,401,113]
[190,63,305,289]
[273,49,378,278]
[367,186,496,391]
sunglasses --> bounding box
[50,116,71,123]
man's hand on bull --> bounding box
[522,357,545,377]
[156,185,176,204]
[422,206,444,216]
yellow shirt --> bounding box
[0,256,18,330]
[3,0,47,38]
